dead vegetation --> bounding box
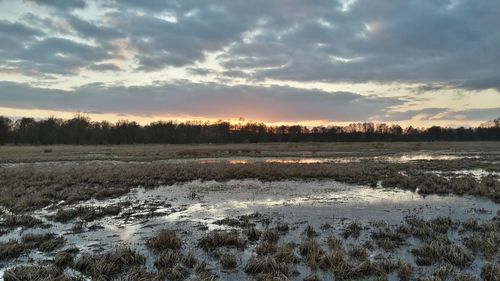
[342,221,363,239]
[21,232,65,252]
[299,239,325,269]
[274,243,299,264]
[261,228,280,243]
[3,264,75,281]
[74,247,145,279]
[198,230,246,251]
[397,262,413,281]
[463,218,500,259]
[245,225,261,242]
[244,255,289,276]
[0,240,26,261]
[256,241,278,255]
[0,214,43,229]
[52,204,122,223]
[54,248,79,268]
[220,252,238,270]
[481,262,500,281]
[181,252,198,268]
[1,212,497,280]
[147,230,182,252]
[0,233,65,262]
[411,241,473,267]
[1,143,499,213]
[303,225,318,238]
[0,144,498,280]
[154,250,178,269]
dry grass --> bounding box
[160,265,190,281]
[481,263,500,281]
[249,272,289,281]
[220,252,238,269]
[397,261,413,281]
[365,258,397,275]
[370,226,407,251]
[403,215,458,242]
[454,272,479,281]
[74,247,145,280]
[274,243,299,264]
[303,225,318,238]
[0,240,26,261]
[181,252,198,268]
[256,241,278,255]
[52,205,121,222]
[276,222,289,233]
[147,230,182,252]
[464,223,500,259]
[348,245,369,261]
[261,228,280,243]
[117,267,160,281]
[21,232,65,252]
[326,236,342,250]
[54,248,79,268]
[3,265,73,281]
[154,250,178,269]
[411,241,473,267]
[343,221,363,239]
[2,142,495,163]
[2,143,499,212]
[303,274,321,281]
[0,214,43,229]
[245,225,261,242]
[198,230,246,251]
[244,255,289,276]
[299,239,325,269]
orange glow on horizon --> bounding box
[0,106,488,129]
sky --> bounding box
[0,0,499,127]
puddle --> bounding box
[1,151,490,169]
[427,169,500,179]
[1,179,498,279]
[375,153,481,163]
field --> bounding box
[0,142,499,280]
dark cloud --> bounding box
[439,108,500,121]
[379,108,450,121]
[2,36,112,75]
[107,6,253,69]
[0,81,404,122]
[24,0,86,10]
[0,0,498,124]
[216,1,500,89]
[0,20,44,51]
[186,67,216,76]
[455,77,500,92]
[2,0,499,91]
[88,62,121,72]
[62,14,123,41]
[380,107,500,122]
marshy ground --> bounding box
[0,142,499,280]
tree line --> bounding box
[0,115,499,145]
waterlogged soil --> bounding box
[0,151,495,168]
[1,179,498,280]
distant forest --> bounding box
[0,115,499,145]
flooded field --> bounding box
[0,143,499,280]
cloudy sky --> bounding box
[0,0,499,127]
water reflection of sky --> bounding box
[1,179,498,279]
[0,151,492,168]
[98,179,498,239]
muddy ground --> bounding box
[0,143,499,280]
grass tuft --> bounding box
[147,230,182,252]
[198,230,246,251]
